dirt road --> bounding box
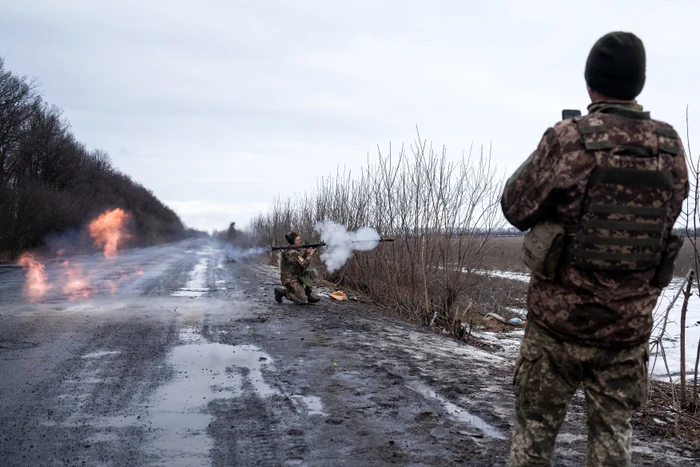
[0,239,696,466]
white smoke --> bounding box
[224,245,266,261]
[315,220,381,272]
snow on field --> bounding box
[481,269,700,383]
[472,329,525,359]
[473,269,531,283]
[650,276,700,383]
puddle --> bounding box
[82,350,121,359]
[91,328,278,465]
[172,257,210,298]
[408,382,506,440]
[44,322,280,465]
[290,395,327,416]
[138,336,278,462]
[220,344,279,398]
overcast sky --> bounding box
[2,1,699,233]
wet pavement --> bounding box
[0,239,698,466]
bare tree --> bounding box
[249,128,505,337]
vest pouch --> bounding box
[521,221,567,280]
[652,233,684,288]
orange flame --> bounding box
[17,253,51,302]
[88,208,131,259]
[61,260,92,301]
[105,280,118,296]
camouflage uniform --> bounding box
[278,248,316,304]
[502,101,689,466]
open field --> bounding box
[481,237,527,273]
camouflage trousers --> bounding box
[280,278,308,304]
[280,271,317,305]
[508,321,649,467]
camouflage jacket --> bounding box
[279,248,313,280]
[501,101,689,348]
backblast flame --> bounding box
[61,260,92,301]
[105,280,118,296]
[88,208,131,259]
[17,253,51,302]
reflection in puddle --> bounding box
[48,321,282,465]
[61,326,280,465]
[408,382,506,440]
[137,334,278,463]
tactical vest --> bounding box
[565,115,681,272]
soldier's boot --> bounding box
[274,287,287,303]
[305,287,320,304]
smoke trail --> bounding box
[315,220,380,272]
[224,245,266,261]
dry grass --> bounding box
[674,239,699,278]
[481,237,527,273]
[635,380,700,452]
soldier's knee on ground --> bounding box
[283,281,309,305]
[288,294,309,305]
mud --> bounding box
[0,239,698,466]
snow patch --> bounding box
[172,256,210,298]
[81,350,121,359]
[407,382,507,440]
[650,277,700,382]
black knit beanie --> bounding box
[285,231,299,245]
[584,31,646,100]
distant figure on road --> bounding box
[501,31,689,466]
[274,231,320,305]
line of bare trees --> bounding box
[249,131,507,334]
[0,57,192,260]
[644,107,700,425]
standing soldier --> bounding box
[274,231,320,305]
[501,31,689,466]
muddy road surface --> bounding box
[0,239,697,466]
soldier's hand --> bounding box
[306,248,315,255]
